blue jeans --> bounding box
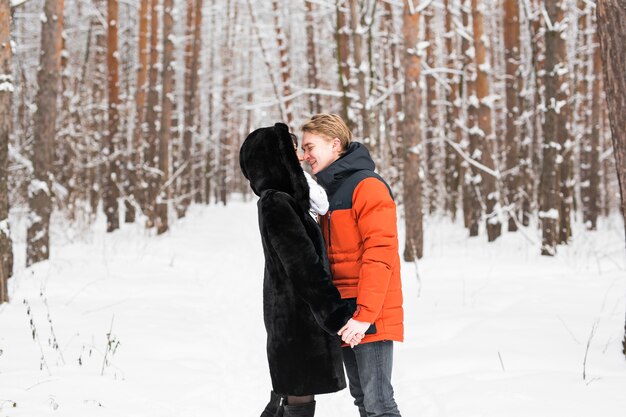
[342,341,402,417]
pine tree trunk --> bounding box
[218,0,233,205]
[540,0,568,256]
[401,0,423,261]
[144,0,160,227]
[443,0,461,221]
[90,16,106,218]
[156,0,174,234]
[463,0,480,236]
[305,0,320,114]
[349,0,371,147]
[472,0,501,242]
[128,0,150,223]
[180,0,202,217]
[578,4,593,229]
[504,0,521,231]
[204,0,216,205]
[587,26,602,229]
[27,0,63,266]
[595,0,626,356]
[424,8,439,215]
[0,0,13,302]
[336,1,352,127]
[105,0,120,232]
[272,0,293,128]
[192,0,204,204]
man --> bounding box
[301,113,403,417]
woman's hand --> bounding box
[338,318,371,346]
[348,333,364,348]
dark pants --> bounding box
[342,340,401,417]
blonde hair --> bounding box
[300,113,352,152]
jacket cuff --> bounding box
[323,303,355,334]
[352,307,378,325]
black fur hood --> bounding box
[239,123,310,213]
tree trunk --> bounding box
[401,0,423,261]
[105,0,120,233]
[144,0,160,227]
[204,0,216,205]
[90,12,106,218]
[472,0,501,242]
[272,0,293,128]
[336,0,352,128]
[595,0,626,356]
[577,3,592,229]
[424,7,439,215]
[349,0,371,147]
[540,0,568,256]
[27,0,64,266]
[305,0,320,114]
[156,0,174,234]
[128,0,150,223]
[218,0,234,205]
[587,24,602,229]
[503,0,521,231]
[461,0,478,234]
[0,0,13,302]
[180,0,202,217]
[443,0,461,221]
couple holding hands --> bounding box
[239,113,403,417]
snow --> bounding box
[1,202,625,417]
[0,74,14,93]
[538,209,559,220]
[28,180,50,198]
[0,218,9,236]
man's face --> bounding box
[301,132,341,175]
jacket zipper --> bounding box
[327,211,332,248]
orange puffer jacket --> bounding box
[316,143,404,344]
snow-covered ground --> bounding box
[1,200,625,416]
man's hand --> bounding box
[338,318,371,346]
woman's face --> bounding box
[293,142,304,162]
[301,132,341,174]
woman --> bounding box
[239,123,359,417]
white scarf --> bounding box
[303,171,329,216]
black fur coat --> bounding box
[239,123,354,396]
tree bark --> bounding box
[349,0,371,147]
[444,0,461,221]
[401,0,423,261]
[595,0,626,356]
[540,0,568,256]
[180,0,203,217]
[461,0,478,234]
[128,0,150,223]
[424,7,439,215]
[156,0,174,234]
[0,0,13,302]
[503,0,521,231]
[472,0,500,242]
[305,0,320,114]
[218,0,234,205]
[27,0,63,266]
[272,0,293,128]
[336,0,352,128]
[105,0,120,232]
[144,0,160,227]
[587,24,602,229]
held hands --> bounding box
[338,318,371,348]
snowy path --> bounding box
[1,201,625,416]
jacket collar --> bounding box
[316,142,375,197]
